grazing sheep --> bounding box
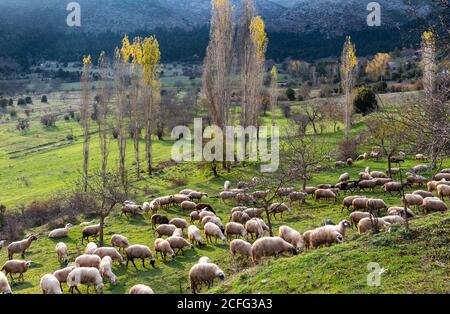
[384,182,403,195]
[125,245,156,269]
[181,201,197,211]
[386,167,400,175]
[370,151,381,160]
[201,216,224,232]
[167,236,194,255]
[230,239,252,261]
[277,187,295,197]
[335,161,346,168]
[244,207,264,218]
[1,260,32,281]
[349,211,373,228]
[252,190,270,200]
[359,172,373,180]
[341,195,366,212]
[40,274,62,294]
[235,192,254,203]
[196,203,216,214]
[440,168,450,174]
[412,164,431,174]
[427,180,449,192]
[366,199,388,212]
[49,223,73,239]
[224,180,231,191]
[307,228,344,249]
[230,211,251,224]
[172,228,184,237]
[111,234,129,253]
[413,190,433,199]
[357,217,390,234]
[55,242,69,264]
[278,226,304,251]
[356,152,368,160]
[199,210,216,220]
[415,154,428,161]
[190,211,201,224]
[93,247,124,264]
[346,158,353,166]
[370,171,387,179]
[156,224,178,237]
[154,238,176,261]
[198,256,212,264]
[172,194,191,205]
[303,186,317,196]
[81,224,100,244]
[189,263,225,294]
[421,197,448,212]
[352,197,369,211]
[121,203,143,217]
[150,214,169,228]
[204,222,227,245]
[338,172,350,183]
[387,207,415,218]
[317,184,332,189]
[7,235,37,260]
[179,189,194,195]
[244,219,265,239]
[402,194,423,208]
[230,188,245,194]
[406,174,428,187]
[129,284,154,294]
[437,184,450,201]
[0,272,12,294]
[251,237,297,263]
[314,189,337,203]
[100,256,116,285]
[230,206,247,214]
[0,240,6,250]
[289,192,307,204]
[67,267,104,294]
[169,218,189,231]
[225,222,248,240]
[75,254,101,269]
[237,181,249,189]
[53,266,76,291]
[268,203,292,219]
[382,215,405,225]
[155,196,174,209]
[187,225,205,248]
[189,191,208,202]
[358,179,377,192]
[143,200,160,214]
[85,242,98,254]
[302,231,312,249]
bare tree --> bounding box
[130,38,143,179]
[86,171,128,247]
[97,52,111,184]
[202,0,234,172]
[80,55,92,192]
[269,65,278,126]
[305,102,323,135]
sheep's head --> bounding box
[25,261,32,268]
[170,253,176,261]
[150,258,156,268]
[215,270,225,280]
[341,220,351,229]
[28,235,38,242]
[96,283,104,293]
[65,223,73,229]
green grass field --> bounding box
[0,89,449,294]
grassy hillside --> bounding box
[0,89,449,294]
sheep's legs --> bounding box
[142,258,146,268]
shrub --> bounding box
[337,138,359,160]
[9,109,17,118]
[16,118,30,134]
[371,81,388,93]
[24,109,32,117]
[41,113,57,127]
[17,98,26,106]
[25,96,32,104]
[286,88,296,101]
[319,84,333,98]
[0,98,8,108]
[68,109,75,119]
[281,103,291,118]
[66,134,74,141]
[353,87,379,116]
[41,95,48,103]
[64,114,70,121]
[8,98,13,106]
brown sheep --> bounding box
[383,182,403,195]
[341,195,366,212]
[7,235,37,260]
[75,254,101,269]
[125,245,156,269]
[387,207,415,218]
[81,224,100,244]
[251,237,297,263]
[421,197,448,212]
[150,214,169,229]
[349,211,373,228]
[154,238,176,261]
[225,222,248,240]
[155,224,178,237]
[357,217,390,234]
[314,189,337,203]
[1,260,32,281]
[189,263,225,294]
[169,218,189,231]
[351,197,369,211]
[358,179,377,192]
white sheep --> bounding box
[154,238,176,261]
[93,247,124,264]
[40,274,62,294]
[181,201,197,211]
[75,254,101,269]
[278,226,304,251]
[382,215,405,225]
[189,262,225,294]
[129,284,154,294]
[338,172,350,183]
[55,242,69,264]
[85,242,98,254]
[0,272,12,294]
[7,234,37,260]
[225,222,248,240]
[220,191,236,202]
[1,260,32,282]
[188,225,205,248]
[357,217,390,234]
[125,245,156,269]
[48,223,73,239]
[245,218,264,239]
[204,222,227,245]
[67,267,104,294]
[251,237,297,263]
[421,197,448,212]
[53,266,76,291]
[224,180,231,191]
[156,224,178,237]
[172,228,184,237]
[229,239,252,261]
[100,256,116,285]
[166,236,194,255]
[198,256,212,264]
[169,218,189,231]
[268,203,292,219]
[110,234,129,253]
[437,184,450,202]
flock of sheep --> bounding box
[0,152,449,295]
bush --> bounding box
[337,138,359,160]
[353,87,379,116]
[41,114,57,127]
[64,114,70,121]
[9,109,17,118]
[41,95,48,103]
[281,103,291,118]
[17,98,26,106]
[286,88,296,101]
[25,96,32,104]
[68,110,75,119]
[66,134,74,141]
[8,98,13,106]
[0,98,8,109]
[371,81,388,93]
[319,84,333,98]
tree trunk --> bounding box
[387,154,392,179]
[99,215,105,247]
[146,132,152,176]
[265,207,273,237]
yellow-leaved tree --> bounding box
[80,55,92,192]
[365,52,391,81]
